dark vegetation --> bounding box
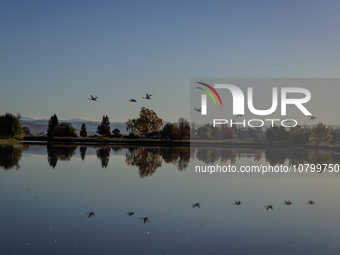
[1,109,339,147]
[0,113,24,140]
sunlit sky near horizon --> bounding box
[1,0,340,124]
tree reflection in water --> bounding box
[265,149,290,166]
[8,143,340,176]
[79,146,86,161]
[159,147,191,171]
[0,144,23,170]
[96,147,110,168]
[125,148,163,178]
[46,145,77,169]
[263,148,340,174]
[195,147,263,165]
[196,148,220,164]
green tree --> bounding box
[102,115,110,129]
[51,122,77,137]
[238,127,248,140]
[79,123,87,137]
[160,123,176,139]
[177,117,190,140]
[247,127,258,140]
[126,107,163,136]
[129,132,139,138]
[0,113,24,140]
[331,129,340,145]
[97,115,111,137]
[205,124,221,139]
[289,125,311,144]
[47,114,59,137]
[112,128,120,136]
[309,123,332,145]
[23,127,31,136]
[255,126,263,138]
[265,125,289,142]
[197,125,212,139]
[221,124,235,139]
[231,121,238,136]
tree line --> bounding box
[194,122,339,145]
[1,110,339,145]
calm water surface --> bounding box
[1,144,340,255]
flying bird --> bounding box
[236,115,244,118]
[142,93,152,99]
[87,212,96,219]
[283,199,292,205]
[192,203,201,209]
[285,119,294,124]
[309,116,316,121]
[307,200,315,205]
[128,99,137,103]
[233,201,242,205]
[140,217,150,224]
[265,205,273,210]
[127,210,135,216]
[194,108,201,112]
[88,95,98,101]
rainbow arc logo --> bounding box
[196,82,222,115]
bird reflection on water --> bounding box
[283,199,292,205]
[192,203,201,209]
[87,212,95,219]
[307,200,315,205]
[140,217,150,224]
[265,205,273,210]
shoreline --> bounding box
[20,137,340,151]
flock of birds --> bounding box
[126,210,150,224]
[86,199,315,223]
[90,93,318,124]
[191,199,315,212]
[87,209,151,224]
[88,93,153,103]
[229,198,315,210]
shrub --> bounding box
[51,122,77,137]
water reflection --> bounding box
[3,143,340,254]
[87,212,96,219]
[3,144,340,174]
[79,146,86,160]
[195,147,264,165]
[125,148,163,178]
[46,145,77,168]
[265,148,340,169]
[159,147,191,171]
[96,147,110,168]
[0,144,23,170]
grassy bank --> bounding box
[0,138,22,145]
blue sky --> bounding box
[1,0,340,123]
